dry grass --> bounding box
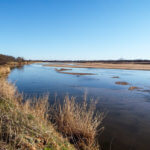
[0,80,75,150]
[0,79,18,100]
[0,79,104,150]
[0,66,10,76]
[0,62,31,77]
[55,68,72,72]
[45,62,150,70]
[7,61,32,66]
[128,86,141,90]
[49,95,104,150]
[115,81,129,85]
[55,68,95,76]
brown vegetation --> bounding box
[128,86,141,90]
[0,54,25,65]
[0,54,33,70]
[0,80,74,150]
[0,54,34,78]
[0,66,10,76]
[0,78,103,150]
[0,79,75,150]
[115,81,129,85]
[55,68,72,72]
[49,95,104,150]
[45,62,150,70]
[55,68,95,76]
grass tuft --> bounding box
[49,95,104,150]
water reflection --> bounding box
[8,63,150,150]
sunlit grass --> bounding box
[0,66,10,76]
[0,79,104,150]
[0,80,75,150]
[49,94,104,150]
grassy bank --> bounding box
[0,79,76,150]
[0,61,33,77]
[7,61,32,67]
[0,66,11,76]
[0,54,33,77]
[0,77,103,149]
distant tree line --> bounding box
[0,54,25,65]
[1,53,150,65]
[33,59,150,64]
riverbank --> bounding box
[0,61,33,76]
[0,65,103,150]
[0,80,76,150]
[45,62,150,70]
[7,61,33,67]
[0,66,10,76]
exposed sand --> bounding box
[115,81,129,85]
[128,86,141,90]
[58,72,95,75]
[44,62,150,70]
[55,68,95,75]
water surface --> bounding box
[8,63,150,150]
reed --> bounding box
[49,95,104,150]
[0,79,104,150]
[0,66,10,76]
[0,80,75,150]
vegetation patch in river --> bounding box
[0,78,103,150]
[115,81,129,85]
[128,86,141,91]
[55,68,72,72]
[112,76,120,78]
[55,68,96,75]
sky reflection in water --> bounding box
[8,63,150,150]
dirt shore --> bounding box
[44,62,150,70]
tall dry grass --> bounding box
[0,80,75,150]
[0,79,104,150]
[49,95,104,150]
[0,79,17,100]
[0,66,10,75]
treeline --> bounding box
[33,59,150,64]
[0,54,25,65]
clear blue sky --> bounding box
[0,0,150,60]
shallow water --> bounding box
[8,63,150,150]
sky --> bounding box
[0,0,150,60]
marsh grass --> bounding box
[0,66,10,76]
[115,81,129,85]
[0,79,104,150]
[0,80,75,150]
[49,95,104,150]
[128,86,141,90]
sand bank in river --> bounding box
[55,68,95,75]
[44,62,150,70]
